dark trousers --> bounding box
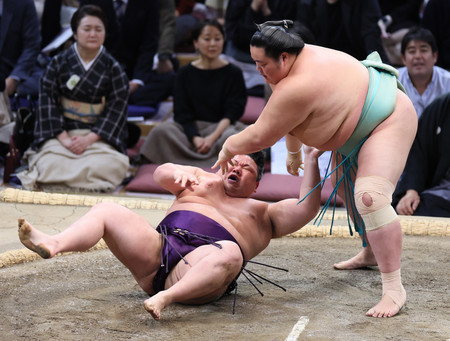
[414,193,450,218]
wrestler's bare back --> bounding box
[166,172,273,260]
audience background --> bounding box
[0,0,42,163]
[377,0,422,66]
[392,92,450,217]
[1,0,449,216]
[421,0,450,71]
[139,19,248,168]
[397,26,450,118]
[296,0,391,64]
[16,4,130,192]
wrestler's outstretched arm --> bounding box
[153,163,203,195]
[213,83,310,173]
[268,145,322,238]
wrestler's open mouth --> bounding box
[228,174,239,183]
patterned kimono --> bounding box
[18,45,130,192]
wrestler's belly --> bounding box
[167,200,271,260]
[290,107,361,151]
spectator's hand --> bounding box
[396,189,420,215]
[377,15,392,39]
[286,148,303,176]
[5,77,18,96]
[129,81,141,94]
[58,135,73,150]
[68,135,93,155]
[193,135,215,154]
[156,59,174,74]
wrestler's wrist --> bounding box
[288,148,302,155]
[222,143,234,159]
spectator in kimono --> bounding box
[17,5,130,192]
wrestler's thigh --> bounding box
[98,203,161,279]
[357,90,417,183]
[330,153,356,198]
[167,241,243,286]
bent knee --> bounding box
[355,176,398,230]
[90,202,122,212]
[218,241,244,273]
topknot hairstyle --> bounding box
[251,20,305,60]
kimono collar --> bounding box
[74,43,104,71]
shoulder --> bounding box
[178,64,196,76]
[433,66,450,79]
[224,63,244,75]
[47,47,73,69]
[397,67,410,81]
[398,66,408,75]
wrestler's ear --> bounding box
[254,181,259,193]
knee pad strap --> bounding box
[361,204,398,231]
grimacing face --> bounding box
[221,155,259,198]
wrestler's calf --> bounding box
[354,176,406,312]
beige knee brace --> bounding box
[354,176,398,231]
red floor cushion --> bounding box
[250,172,343,206]
[240,96,266,124]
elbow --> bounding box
[305,200,321,222]
[153,162,174,183]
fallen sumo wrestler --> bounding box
[18,148,323,320]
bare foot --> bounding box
[366,287,406,318]
[18,218,52,259]
[333,248,377,270]
[143,293,169,321]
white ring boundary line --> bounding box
[285,316,309,341]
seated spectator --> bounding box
[392,92,450,218]
[398,27,450,118]
[296,0,390,64]
[17,5,130,192]
[377,0,422,66]
[79,0,164,106]
[139,20,247,168]
[421,0,450,71]
[0,0,42,162]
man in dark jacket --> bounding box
[393,92,450,217]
